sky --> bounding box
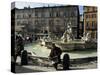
[12,1,83,14]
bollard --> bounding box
[21,50,28,65]
[63,53,70,70]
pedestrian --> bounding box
[15,34,24,63]
[49,43,62,70]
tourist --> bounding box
[49,43,62,70]
[15,34,24,63]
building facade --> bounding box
[12,5,80,39]
[83,6,97,39]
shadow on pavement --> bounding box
[56,67,84,71]
[15,66,45,73]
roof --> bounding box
[12,5,78,11]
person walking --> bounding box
[15,34,24,63]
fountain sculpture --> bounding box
[61,22,73,43]
[81,32,91,42]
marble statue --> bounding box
[61,21,73,42]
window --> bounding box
[86,15,88,18]
[71,12,75,17]
[89,15,91,18]
[93,7,95,11]
[41,20,45,25]
[94,14,96,18]
[79,24,82,29]
[92,22,94,29]
[29,14,31,18]
[23,14,28,18]
[49,20,53,25]
[17,15,21,19]
[41,13,45,17]
[63,12,67,17]
[56,11,60,17]
[32,13,35,17]
[23,14,25,18]
[87,8,89,12]
[56,20,60,25]
[86,15,91,18]
[92,21,95,29]
[35,11,38,17]
[35,20,38,25]
[86,22,89,29]
[23,21,27,24]
[17,21,21,25]
[49,12,53,17]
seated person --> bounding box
[49,43,62,70]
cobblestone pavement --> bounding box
[15,57,97,73]
[15,62,97,73]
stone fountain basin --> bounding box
[43,39,97,51]
[55,41,97,51]
[55,42,85,51]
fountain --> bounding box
[42,21,97,51]
[54,22,97,51]
[81,32,97,49]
